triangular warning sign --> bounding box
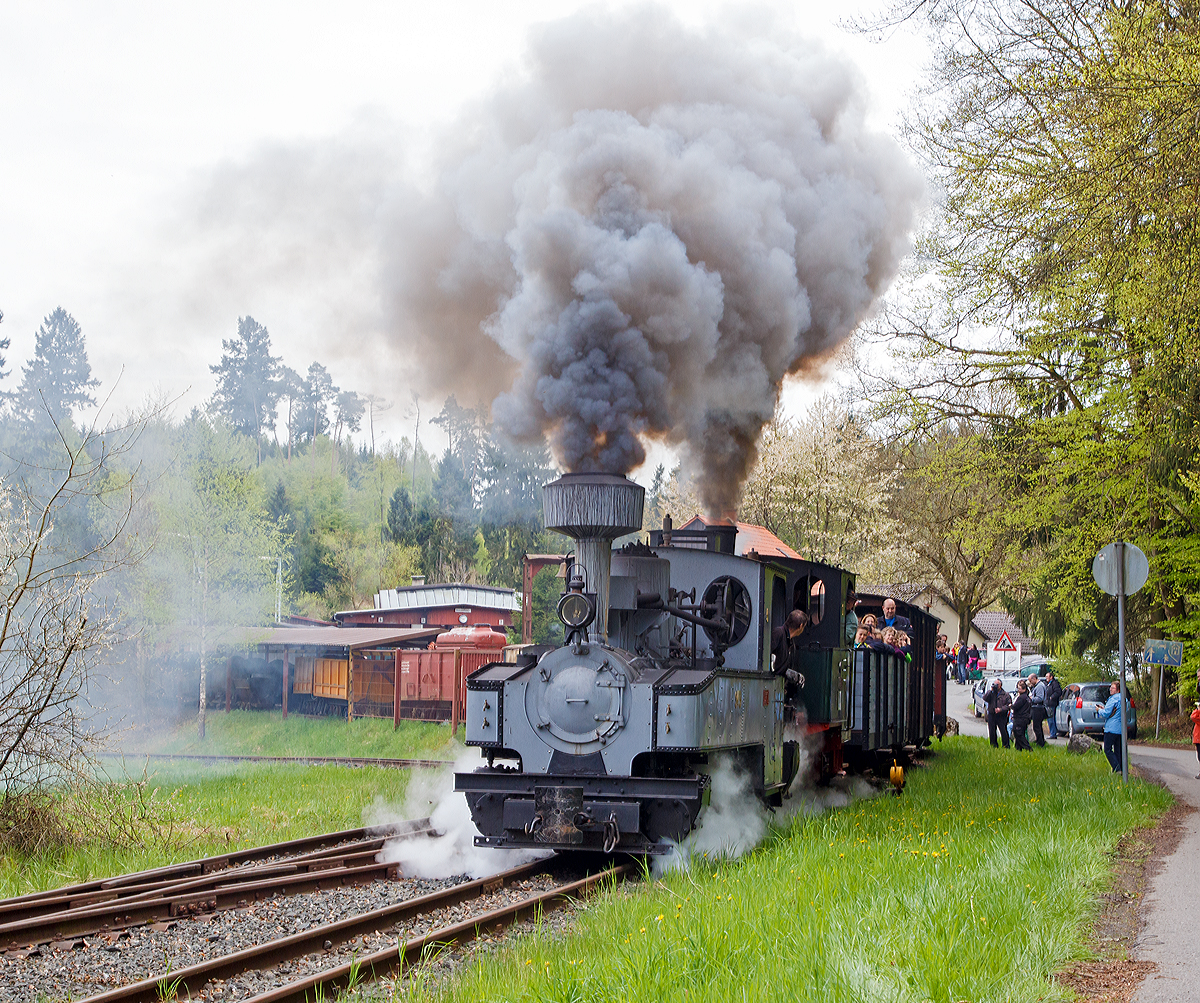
[993,630,1018,652]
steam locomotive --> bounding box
[454,473,942,855]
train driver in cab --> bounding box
[880,597,913,635]
[771,609,809,688]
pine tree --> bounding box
[296,363,337,444]
[13,307,98,426]
[208,316,281,462]
[0,308,10,382]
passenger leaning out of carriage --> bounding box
[935,639,951,679]
[854,624,882,651]
[984,677,1013,748]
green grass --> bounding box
[0,760,423,898]
[393,738,1170,1003]
[120,709,455,759]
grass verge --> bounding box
[118,709,454,760]
[0,760,416,899]
[392,737,1170,1003]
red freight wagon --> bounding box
[388,624,506,728]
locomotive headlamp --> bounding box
[557,591,595,630]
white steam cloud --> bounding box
[392,6,921,511]
[367,750,550,880]
[652,747,879,875]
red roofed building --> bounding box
[675,515,802,560]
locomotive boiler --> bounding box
[454,472,942,855]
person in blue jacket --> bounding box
[1098,682,1127,773]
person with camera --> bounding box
[984,678,1012,749]
[1191,700,1200,780]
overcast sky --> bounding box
[0,1,925,464]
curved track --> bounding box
[0,820,431,948]
[97,752,452,769]
[78,857,630,1003]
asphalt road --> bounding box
[1130,743,1200,1003]
[944,675,1200,1000]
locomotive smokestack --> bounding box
[542,473,644,642]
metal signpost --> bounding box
[1143,639,1184,739]
[1092,542,1150,782]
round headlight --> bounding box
[557,591,595,629]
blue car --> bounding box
[1055,682,1138,740]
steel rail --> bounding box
[98,752,452,769]
[0,820,429,911]
[77,858,571,1003]
[0,821,433,947]
[243,862,634,1003]
[0,841,388,927]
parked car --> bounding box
[1019,656,1053,679]
[1056,682,1138,739]
[972,675,1022,718]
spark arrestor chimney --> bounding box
[542,473,644,642]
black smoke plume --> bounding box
[390,6,920,513]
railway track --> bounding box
[0,820,432,949]
[97,752,453,770]
[79,857,632,1003]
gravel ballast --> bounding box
[0,870,526,1002]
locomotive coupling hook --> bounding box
[603,812,620,854]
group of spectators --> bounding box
[850,597,914,663]
[936,637,981,685]
[981,670,1066,752]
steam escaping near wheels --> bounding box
[651,750,878,876]
[366,749,551,880]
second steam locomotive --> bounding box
[454,472,941,854]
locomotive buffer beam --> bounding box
[455,771,704,854]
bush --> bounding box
[0,791,75,855]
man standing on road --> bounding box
[984,678,1012,749]
[956,642,968,686]
[1044,670,1063,740]
[1099,682,1125,773]
[1029,673,1048,747]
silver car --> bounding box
[1055,682,1138,739]
[972,675,1021,718]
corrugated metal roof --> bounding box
[369,584,520,612]
[254,626,444,650]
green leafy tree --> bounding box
[857,1,1200,708]
[154,416,280,737]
